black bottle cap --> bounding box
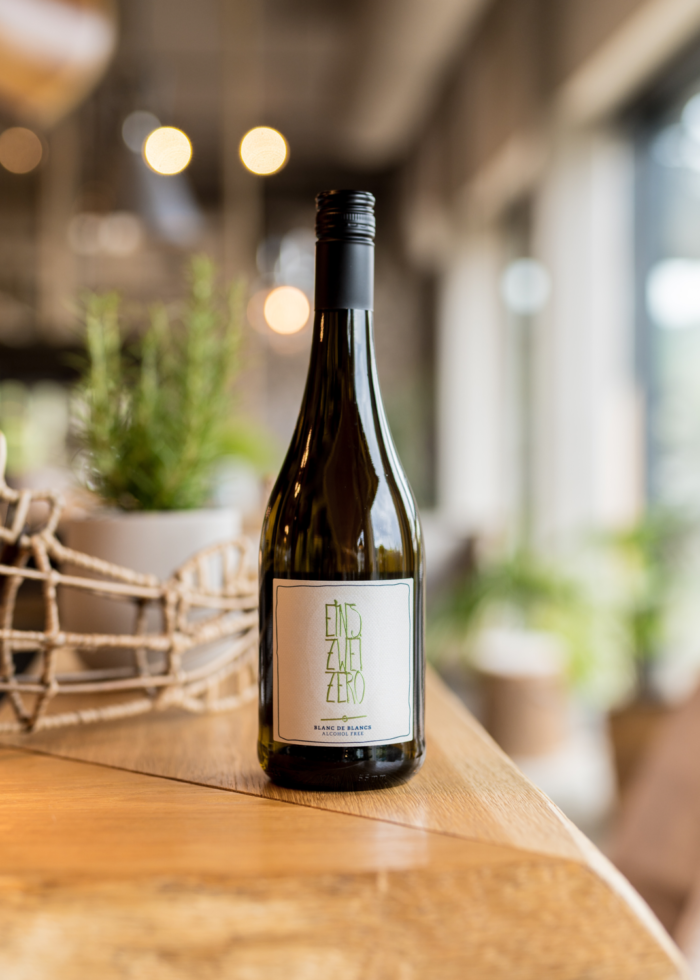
[315,190,375,244]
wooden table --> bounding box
[0,670,687,979]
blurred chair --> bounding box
[609,683,700,942]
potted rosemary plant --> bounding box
[62,256,264,667]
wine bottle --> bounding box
[258,189,425,790]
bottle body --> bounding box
[258,308,425,790]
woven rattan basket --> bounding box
[0,434,258,733]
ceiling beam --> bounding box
[337,0,492,167]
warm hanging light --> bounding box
[263,286,310,334]
[240,126,288,175]
[143,126,192,175]
[0,127,42,173]
[0,0,118,128]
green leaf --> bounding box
[74,255,272,511]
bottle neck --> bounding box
[304,238,377,421]
[314,241,374,312]
[297,311,415,548]
[305,310,375,406]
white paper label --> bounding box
[273,578,414,746]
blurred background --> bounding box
[6,0,700,959]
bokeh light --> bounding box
[122,111,160,153]
[67,212,143,257]
[263,286,310,334]
[0,127,43,173]
[143,126,192,175]
[646,259,700,330]
[240,126,288,175]
[682,92,700,143]
[98,212,143,256]
[500,258,551,316]
[67,213,101,256]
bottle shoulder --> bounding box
[260,416,421,578]
[259,309,422,579]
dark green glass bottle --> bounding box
[258,190,425,790]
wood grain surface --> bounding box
[0,669,688,978]
[1,668,586,861]
[0,748,523,880]
[0,749,685,980]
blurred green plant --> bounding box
[74,255,275,511]
[0,381,70,478]
[429,510,693,703]
[604,509,690,697]
[428,550,602,689]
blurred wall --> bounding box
[4,0,700,535]
[399,0,700,547]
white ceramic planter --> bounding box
[60,508,241,670]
